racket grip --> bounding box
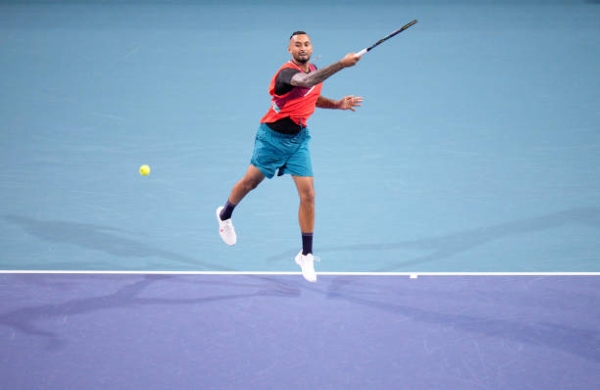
[355,48,367,57]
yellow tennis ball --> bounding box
[139,164,151,176]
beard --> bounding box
[294,54,310,64]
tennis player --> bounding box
[216,31,363,282]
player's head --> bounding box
[288,31,312,64]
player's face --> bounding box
[288,34,313,64]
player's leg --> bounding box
[292,175,317,282]
[217,124,282,245]
[226,165,265,209]
[284,129,315,252]
[292,175,315,239]
[216,165,264,246]
[285,128,317,282]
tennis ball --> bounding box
[139,164,151,176]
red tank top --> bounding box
[260,61,323,128]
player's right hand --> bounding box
[341,52,361,68]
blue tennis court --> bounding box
[1,0,599,388]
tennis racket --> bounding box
[356,19,418,57]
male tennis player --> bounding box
[216,31,363,282]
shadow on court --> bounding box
[324,276,600,364]
[266,207,600,270]
[1,273,598,366]
[3,215,225,271]
[0,274,302,351]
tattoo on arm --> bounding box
[290,61,345,88]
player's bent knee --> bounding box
[243,177,261,191]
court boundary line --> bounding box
[1,270,600,276]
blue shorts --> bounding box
[251,123,313,179]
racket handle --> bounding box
[355,48,367,57]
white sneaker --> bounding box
[216,206,236,245]
[295,251,317,282]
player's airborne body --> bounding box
[215,31,363,282]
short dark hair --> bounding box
[290,31,307,39]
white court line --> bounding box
[1,270,599,276]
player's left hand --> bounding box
[339,95,363,111]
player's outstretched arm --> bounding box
[291,53,360,88]
[316,95,363,111]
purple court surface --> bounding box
[1,273,599,389]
